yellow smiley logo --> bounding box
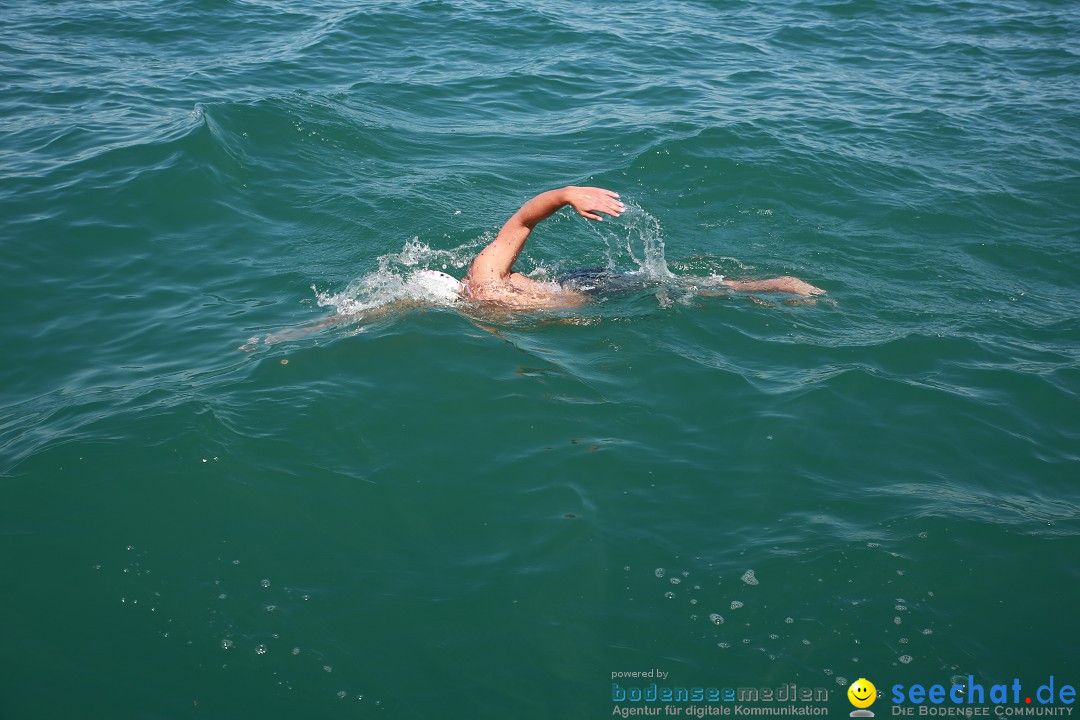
[848,678,878,710]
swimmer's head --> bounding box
[410,269,462,303]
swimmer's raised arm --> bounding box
[467,186,625,286]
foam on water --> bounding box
[313,237,476,316]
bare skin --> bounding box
[719,276,824,296]
[465,186,626,308]
[465,186,823,309]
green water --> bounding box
[2,1,1078,718]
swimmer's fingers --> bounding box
[566,186,626,221]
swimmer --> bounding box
[457,185,824,309]
[241,186,823,350]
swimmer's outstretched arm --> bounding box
[467,186,625,286]
[240,301,408,351]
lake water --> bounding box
[1,1,1078,718]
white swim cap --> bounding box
[411,269,461,302]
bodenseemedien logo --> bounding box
[849,678,878,717]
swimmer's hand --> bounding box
[564,186,626,221]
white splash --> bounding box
[586,200,674,280]
[314,237,475,316]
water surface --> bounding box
[1,1,1078,718]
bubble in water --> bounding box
[292,647,300,655]
[260,579,271,588]
[718,642,730,649]
[670,577,681,585]
[730,601,743,610]
[921,628,933,635]
[265,605,276,613]
[255,644,267,655]
[824,669,834,676]
[837,677,848,687]
[895,604,908,611]
[655,568,665,578]
[899,655,913,664]
[785,617,794,624]
[337,691,347,699]
[221,640,233,650]
[741,570,759,586]
[894,616,902,625]
[664,591,676,599]
[323,665,333,673]
[709,613,724,625]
